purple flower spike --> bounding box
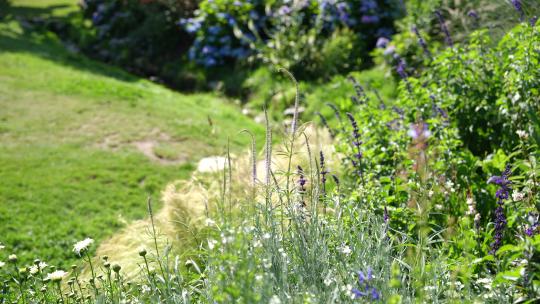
[511,0,525,21]
[435,10,453,47]
[412,26,431,57]
[489,164,512,254]
[531,16,538,27]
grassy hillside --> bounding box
[0,1,264,267]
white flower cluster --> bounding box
[73,238,94,255]
[47,270,67,282]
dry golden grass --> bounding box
[88,124,336,279]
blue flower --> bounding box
[376,37,390,48]
[352,268,380,301]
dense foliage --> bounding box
[78,0,200,88]
[1,0,540,303]
[181,0,404,78]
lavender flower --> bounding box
[511,0,525,22]
[384,206,389,223]
[435,10,453,47]
[352,268,381,301]
[488,164,512,254]
[412,26,431,57]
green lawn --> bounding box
[0,1,264,267]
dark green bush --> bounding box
[79,0,199,89]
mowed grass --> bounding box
[0,3,264,267]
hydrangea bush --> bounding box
[181,0,404,77]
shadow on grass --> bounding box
[0,1,139,83]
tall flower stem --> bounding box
[85,252,98,296]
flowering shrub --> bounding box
[181,0,404,77]
[79,0,198,86]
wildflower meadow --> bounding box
[0,0,539,303]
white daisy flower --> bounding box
[73,238,94,255]
[47,270,67,282]
[0,261,5,268]
[29,265,39,274]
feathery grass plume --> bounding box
[435,10,453,47]
[412,25,431,58]
[240,129,257,188]
[278,67,300,137]
[315,112,335,138]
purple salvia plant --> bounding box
[488,164,512,254]
[395,58,413,94]
[316,112,335,138]
[352,268,381,301]
[371,87,386,110]
[346,113,365,184]
[511,0,525,22]
[412,25,431,57]
[435,10,454,47]
[531,16,538,27]
[347,76,369,105]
